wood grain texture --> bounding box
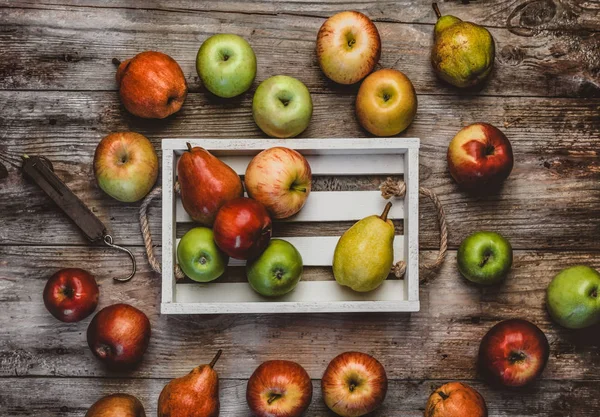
[0,2,598,97]
[1,245,599,381]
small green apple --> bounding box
[457,231,512,285]
[547,265,600,329]
[196,34,257,98]
[252,75,313,138]
[246,239,303,297]
[177,227,228,282]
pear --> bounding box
[333,202,395,292]
[431,3,495,88]
[157,350,222,417]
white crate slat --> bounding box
[161,138,420,314]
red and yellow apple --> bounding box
[245,147,312,219]
[321,352,387,417]
[94,132,158,203]
[246,360,313,417]
[447,123,514,191]
[425,382,487,417]
[43,268,99,323]
[355,69,418,136]
[316,11,381,85]
[116,51,187,119]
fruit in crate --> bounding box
[247,239,303,297]
[94,132,159,203]
[447,123,513,191]
[546,265,600,329]
[196,34,257,98]
[85,394,146,417]
[43,268,99,323]
[116,51,187,118]
[316,11,381,85]
[246,360,313,417]
[355,69,418,136]
[253,75,313,138]
[478,319,549,387]
[333,202,395,292]
[245,147,312,219]
[87,303,151,369]
[425,382,487,417]
[457,231,512,285]
[431,3,495,88]
[213,197,272,260]
[158,350,222,417]
[177,143,243,226]
[322,352,387,417]
[177,227,229,282]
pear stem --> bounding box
[186,142,193,153]
[380,202,393,222]
[432,3,442,19]
[112,58,121,66]
[209,349,222,368]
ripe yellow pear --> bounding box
[333,202,395,292]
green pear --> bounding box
[431,3,495,88]
[333,202,395,292]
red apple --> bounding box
[213,197,272,260]
[478,319,549,387]
[321,352,387,417]
[43,268,99,323]
[246,360,313,417]
[447,123,514,191]
[245,147,312,219]
[116,51,187,119]
[94,132,159,203]
[316,11,381,85]
[87,303,151,369]
[85,393,146,417]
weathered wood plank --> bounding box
[2,377,600,417]
[1,245,599,380]
[1,91,598,249]
[0,4,598,97]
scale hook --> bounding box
[103,234,136,282]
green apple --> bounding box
[246,239,303,297]
[196,34,257,98]
[457,231,512,285]
[177,227,228,282]
[252,75,313,138]
[547,265,600,329]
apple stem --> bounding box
[112,58,121,66]
[186,142,193,153]
[349,383,356,392]
[267,394,281,404]
[380,202,393,222]
[437,390,450,401]
[209,349,222,368]
[432,3,442,19]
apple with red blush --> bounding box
[43,268,99,323]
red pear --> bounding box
[85,393,146,417]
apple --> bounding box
[94,132,158,203]
[447,123,514,191]
[246,360,313,417]
[43,268,99,323]
[316,11,381,85]
[478,319,549,387]
[547,265,600,329]
[425,382,487,417]
[457,231,512,285]
[252,75,313,138]
[245,147,312,219]
[321,352,387,417]
[246,239,303,297]
[213,197,272,260]
[87,303,151,369]
[196,34,257,98]
[177,227,229,283]
[355,69,418,136]
[85,394,146,417]
[116,51,187,119]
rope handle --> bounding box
[380,178,448,284]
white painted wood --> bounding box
[175,236,405,267]
[176,191,405,223]
[161,150,176,305]
[404,147,420,302]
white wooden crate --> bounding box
[161,138,420,314]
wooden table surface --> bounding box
[1,1,599,415]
